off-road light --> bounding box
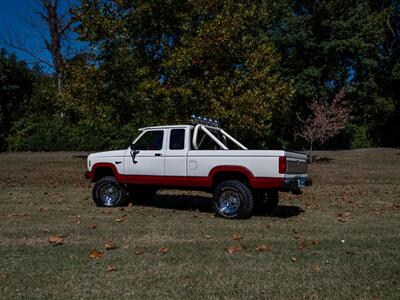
[190,114,220,128]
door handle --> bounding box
[155,153,162,156]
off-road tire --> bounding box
[212,180,254,219]
[92,176,128,207]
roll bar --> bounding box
[192,124,248,150]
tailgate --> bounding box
[285,152,308,174]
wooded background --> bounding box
[1,0,399,151]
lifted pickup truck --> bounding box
[85,116,312,219]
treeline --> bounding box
[1,0,399,151]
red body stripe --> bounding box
[88,163,284,189]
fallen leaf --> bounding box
[104,242,117,250]
[135,249,145,255]
[39,207,48,213]
[48,235,64,245]
[89,249,104,259]
[255,245,269,252]
[297,240,306,251]
[159,247,168,254]
[312,240,320,246]
[345,250,355,256]
[225,246,242,254]
[312,264,321,272]
[115,218,125,222]
[291,257,297,262]
[7,213,27,219]
[204,234,211,239]
[232,234,242,241]
[106,264,116,272]
[88,224,97,229]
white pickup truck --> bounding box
[85,116,312,218]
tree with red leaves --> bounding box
[297,90,350,162]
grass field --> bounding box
[0,149,399,299]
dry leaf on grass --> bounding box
[88,224,96,229]
[312,240,320,245]
[297,240,306,251]
[312,264,321,272]
[232,234,242,241]
[48,235,64,245]
[89,249,104,259]
[7,213,27,219]
[204,234,211,239]
[104,242,117,250]
[255,245,269,252]
[39,207,48,213]
[135,249,145,255]
[225,246,242,254]
[159,247,168,254]
[115,217,125,222]
[291,257,298,262]
[106,264,116,272]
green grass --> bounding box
[0,150,399,299]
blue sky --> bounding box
[0,0,83,71]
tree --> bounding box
[266,0,399,147]
[2,0,76,89]
[75,0,294,147]
[297,90,350,162]
[0,49,34,150]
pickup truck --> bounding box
[85,116,312,219]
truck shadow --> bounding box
[136,194,303,219]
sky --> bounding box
[0,0,83,71]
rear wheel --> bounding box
[212,180,254,219]
[92,176,128,207]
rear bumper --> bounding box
[282,178,312,191]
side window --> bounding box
[169,129,185,150]
[134,130,164,150]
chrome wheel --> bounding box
[217,188,242,216]
[98,183,120,206]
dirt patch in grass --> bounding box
[0,150,399,299]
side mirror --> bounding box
[130,144,136,151]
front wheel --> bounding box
[212,180,254,219]
[92,176,128,207]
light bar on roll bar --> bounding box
[190,114,220,128]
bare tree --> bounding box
[1,0,75,90]
[297,90,350,163]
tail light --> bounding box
[279,156,286,174]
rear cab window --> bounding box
[169,129,185,150]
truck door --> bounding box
[164,128,188,185]
[123,129,166,176]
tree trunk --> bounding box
[309,141,313,164]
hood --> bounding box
[88,149,127,158]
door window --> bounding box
[134,130,164,150]
[169,129,185,150]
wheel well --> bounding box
[212,171,250,187]
[93,167,115,182]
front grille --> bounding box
[286,159,307,174]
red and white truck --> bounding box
[85,116,312,218]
